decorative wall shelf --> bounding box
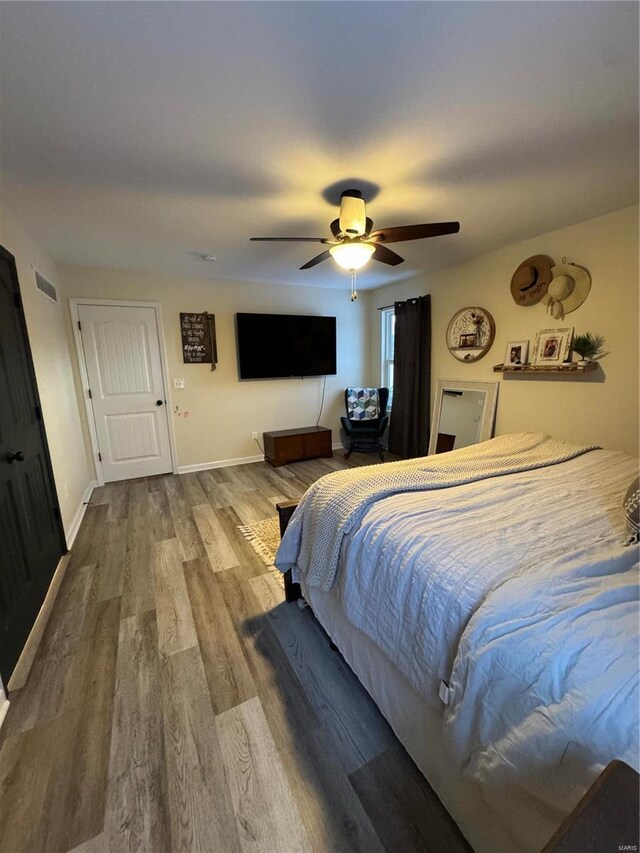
[447,307,495,363]
[493,362,598,376]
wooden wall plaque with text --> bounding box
[180,312,217,368]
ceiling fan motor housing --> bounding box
[339,189,367,236]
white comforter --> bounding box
[446,532,638,838]
[328,449,639,839]
[276,433,598,591]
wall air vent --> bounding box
[34,270,58,303]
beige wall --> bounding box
[0,208,95,537]
[4,199,635,519]
[61,266,370,469]
[369,206,639,456]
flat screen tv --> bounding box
[236,313,337,379]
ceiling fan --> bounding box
[250,189,460,281]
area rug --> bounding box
[238,517,284,586]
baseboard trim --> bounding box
[178,445,349,474]
[178,455,264,474]
[7,552,72,693]
[0,689,9,731]
[65,480,97,549]
[7,481,96,696]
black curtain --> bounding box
[388,295,431,458]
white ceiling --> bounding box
[0,2,638,291]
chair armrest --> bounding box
[379,415,389,433]
[340,416,352,432]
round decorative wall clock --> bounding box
[446,307,496,362]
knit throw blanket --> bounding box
[274,433,599,592]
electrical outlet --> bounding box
[251,431,258,442]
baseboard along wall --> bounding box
[177,443,347,475]
[65,480,97,549]
[177,454,264,474]
[7,553,73,693]
[2,480,96,712]
[0,684,9,731]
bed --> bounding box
[275,433,639,853]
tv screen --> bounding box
[236,313,337,379]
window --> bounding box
[380,306,395,407]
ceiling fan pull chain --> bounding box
[350,269,358,302]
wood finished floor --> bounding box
[0,453,472,853]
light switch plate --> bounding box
[173,378,185,389]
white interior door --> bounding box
[77,303,173,482]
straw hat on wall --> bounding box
[510,255,554,306]
[542,262,591,320]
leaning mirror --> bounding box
[428,380,499,455]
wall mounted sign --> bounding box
[446,307,496,362]
[180,312,218,370]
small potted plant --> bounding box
[571,332,604,366]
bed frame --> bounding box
[276,499,301,602]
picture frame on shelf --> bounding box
[533,327,573,366]
[459,332,477,348]
[504,340,529,366]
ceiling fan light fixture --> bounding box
[330,242,375,271]
[339,190,367,236]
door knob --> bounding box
[7,450,25,463]
[155,400,164,406]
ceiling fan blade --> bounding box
[300,250,331,270]
[369,222,460,243]
[372,244,404,266]
[250,237,328,243]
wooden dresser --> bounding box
[263,426,332,467]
